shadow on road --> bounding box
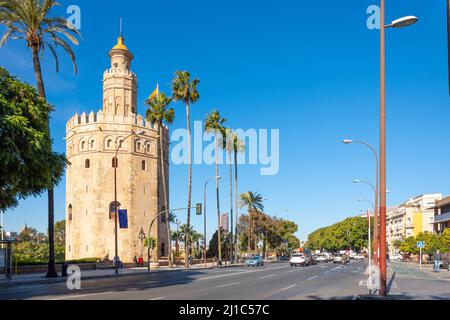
[1,269,211,300]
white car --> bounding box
[354,254,365,260]
[290,253,307,267]
[389,253,402,261]
[314,254,329,263]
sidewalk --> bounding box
[384,261,450,300]
[401,261,450,281]
[0,262,233,288]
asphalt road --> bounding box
[0,260,369,300]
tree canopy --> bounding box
[0,67,66,211]
[307,216,371,253]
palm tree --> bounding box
[191,231,202,258]
[179,224,195,261]
[222,129,245,262]
[0,0,80,278]
[172,71,200,268]
[146,92,175,268]
[205,110,227,264]
[239,192,265,254]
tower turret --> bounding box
[103,34,137,115]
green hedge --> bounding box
[15,258,100,266]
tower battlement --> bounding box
[66,110,168,133]
[103,68,137,79]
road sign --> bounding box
[119,210,128,229]
[417,241,425,249]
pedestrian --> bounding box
[434,250,441,273]
[133,255,138,266]
[138,256,144,267]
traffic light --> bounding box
[196,203,202,215]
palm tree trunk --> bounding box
[234,149,239,260]
[159,123,172,268]
[185,103,192,269]
[229,153,233,263]
[248,210,252,254]
[215,134,222,264]
[32,45,57,278]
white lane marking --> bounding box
[197,265,288,281]
[308,275,319,281]
[280,284,296,291]
[215,282,240,288]
[324,271,329,274]
[286,269,301,273]
[149,297,165,300]
[49,291,111,300]
[260,274,276,280]
[332,266,344,271]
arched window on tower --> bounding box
[81,141,86,150]
[109,202,121,220]
[107,139,112,149]
[85,159,90,169]
[68,204,73,221]
[160,206,166,223]
[90,140,95,149]
[141,161,146,171]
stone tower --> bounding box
[65,34,169,263]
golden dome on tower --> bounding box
[112,34,129,51]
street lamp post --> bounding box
[379,3,418,296]
[113,130,145,275]
[204,176,221,268]
[344,139,379,266]
[139,228,146,264]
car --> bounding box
[246,255,264,267]
[314,254,329,263]
[389,253,402,261]
[290,253,308,267]
[354,254,365,260]
[333,253,349,264]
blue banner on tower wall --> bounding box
[119,210,128,229]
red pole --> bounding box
[379,0,388,297]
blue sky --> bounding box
[0,0,449,241]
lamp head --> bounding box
[343,139,354,145]
[390,16,418,28]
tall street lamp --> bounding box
[138,228,146,263]
[379,2,418,296]
[113,130,145,275]
[204,176,221,268]
[343,139,379,266]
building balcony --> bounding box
[405,223,414,229]
[434,212,450,224]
